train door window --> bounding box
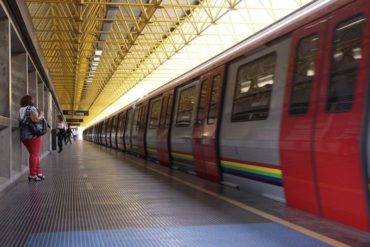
[232,52,276,121]
[126,109,133,132]
[149,99,161,129]
[103,121,107,134]
[326,15,366,113]
[176,86,196,126]
[141,105,148,129]
[108,118,112,133]
[195,80,209,124]
[121,113,126,129]
[289,34,319,115]
[134,106,142,130]
[113,115,118,132]
[165,94,173,128]
[207,75,222,124]
[159,96,168,128]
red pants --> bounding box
[22,137,42,176]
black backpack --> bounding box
[20,106,48,136]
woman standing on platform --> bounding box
[18,95,45,182]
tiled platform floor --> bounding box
[0,141,369,246]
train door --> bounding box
[96,124,100,144]
[193,66,225,182]
[280,20,326,215]
[315,3,370,231]
[158,91,174,167]
[171,80,198,173]
[107,117,113,148]
[281,1,370,231]
[111,115,118,149]
[117,112,126,151]
[105,119,110,147]
[137,102,148,158]
[146,97,162,161]
[94,125,98,143]
[97,123,100,144]
[125,109,133,153]
[99,123,103,144]
[102,121,107,146]
[131,105,142,155]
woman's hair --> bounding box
[20,95,34,107]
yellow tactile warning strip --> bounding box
[126,157,350,247]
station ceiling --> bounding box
[25,0,312,126]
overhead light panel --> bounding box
[95,50,103,56]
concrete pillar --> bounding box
[27,57,37,99]
[10,26,27,173]
[0,17,11,179]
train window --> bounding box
[232,52,276,121]
[195,80,209,124]
[207,75,222,124]
[326,15,365,113]
[289,34,319,115]
[149,99,161,129]
[165,94,173,127]
[176,86,196,125]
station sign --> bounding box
[63,110,89,116]
[66,119,83,123]
[68,123,80,126]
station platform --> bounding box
[0,141,369,247]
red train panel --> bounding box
[193,66,224,182]
[137,103,148,158]
[314,2,370,231]
[281,0,370,231]
[157,91,174,167]
[280,20,326,215]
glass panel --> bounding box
[113,115,118,132]
[176,86,196,125]
[232,52,276,121]
[134,106,142,130]
[126,109,133,133]
[108,118,112,134]
[326,15,365,112]
[159,96,168,128]
[149,99,161,129]
[195,80,209,124]
[119,113,125,132]
[102,121,107,135]
[142,106,148,129]
[207,75,222,124]
[289,34,319,115]
[165,94,173,127]
[139,106,144,129]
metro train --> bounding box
[83,0,370,231]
